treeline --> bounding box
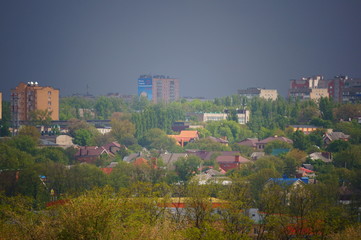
[1,182,360,239]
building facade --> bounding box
[288,76,329,101]
[138,75,180,103]
[324,76,347,103]
[189,110,250,124]
[342,78,361,103]
[238,87,278,101]
[11,82,59,125]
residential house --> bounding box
[168,130,199,147]
[206,136,229,145]
[296,167,316,179]
[323,131,350,145]
[309,152,332,163]
[159,152,188,170]
[187,150,240,161]
[75,146,112,164]
[100,162,119,175]
[237,138,259,150]
[266,177,309,188]
[256,136,293,150]
[191,169,232,185]
[102,142,122,154]
[250,152,265,160]
[216,154,251,172]
[39,135,74,148]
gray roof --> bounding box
[324,132,350,141]
[160,153,188,169]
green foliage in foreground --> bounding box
[0,183,359,240]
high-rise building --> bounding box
[288,76,329,101]
[323,76,347,103]
[138,75,179,103]
[11,82,59,125]
[342,78,361,103]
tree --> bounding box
[264,140,292,154]
[326,139,351,153]
[73,129,94,146]
[333,145,361,170]
[185,184,213,229]
[18,125,41,142]
[140,128,180,152]
[297,106,320,124]
[111,118,136,146]
[0,101,11,137]
[36,147,70,164]
[174,155,201,181]
[29,109,52,127]
[0,142,34,170]
[292,130,310,151]
[65,164,107,195]
[219,180,253,239]
[319,97,334,121]
[283,156,298,177]
[334,103,361,121]
[67,119,98,138]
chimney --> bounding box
[235,155,240,163]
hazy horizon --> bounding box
[1,0,361,100]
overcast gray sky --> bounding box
[1,0,361,99]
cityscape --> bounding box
[1,1,361,239]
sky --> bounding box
[1,0,361,100]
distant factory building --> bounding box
[238,87,278,101]
[138,75,179,103]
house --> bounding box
[296,167,315,179]
[75,142,123,164]
[123,153,141,162]
[323,131,350,145]
[256,136,293,150]
[309,152,332,163]
[206,136,229,145]
[266,177,309,188]
[100,162,119,175]
[187,150,240,161]
[237,138,258,149]
[123,149,150,162]
[102,142,122,154]
[216,155,251,172]
[75,146,112,164]
[133,157,158,169]
[39,135,74,148]
[168,130,199,147]
[159,152,188,170]
[133,157,149,166]
[250,152,265,160]
[191,169,232,185]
